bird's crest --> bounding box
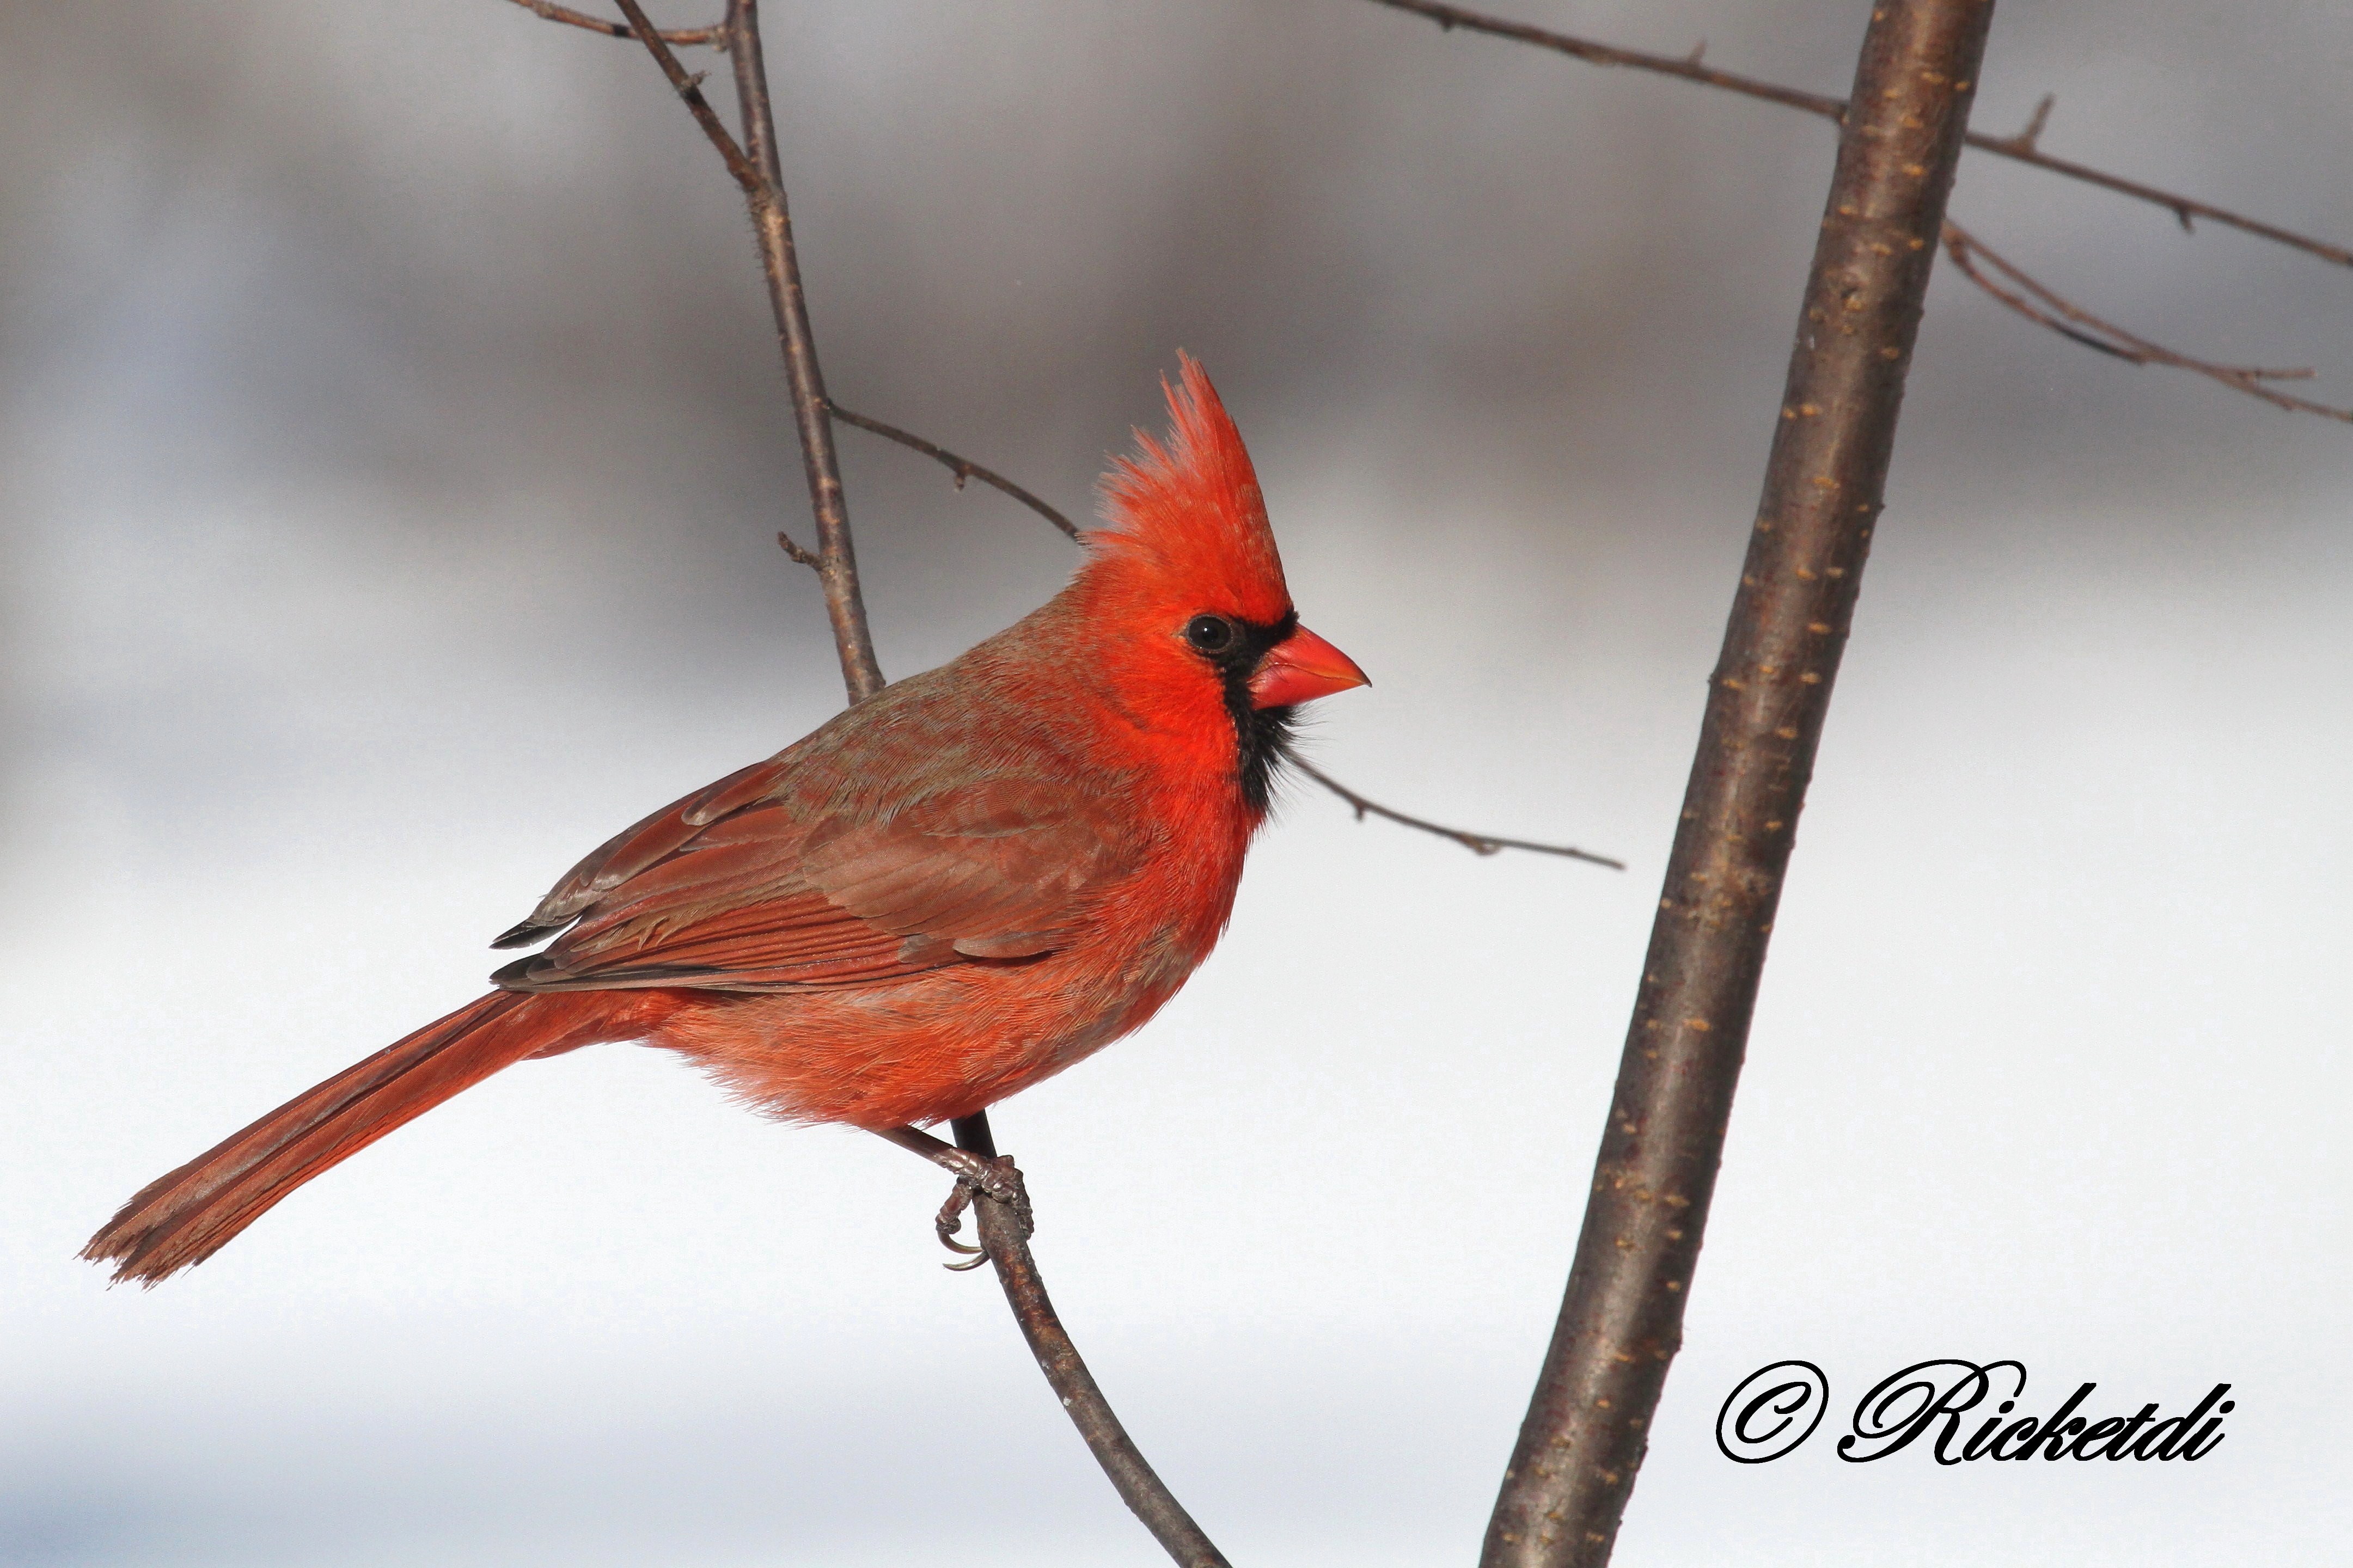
[1089,356,1293,623]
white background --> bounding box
[4,2,2348,1563]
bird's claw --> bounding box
[932,1153,1034,1271]
[936,1184,986,1265]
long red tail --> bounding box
[83,989,634,1285]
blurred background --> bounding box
[5,1,2349,1563]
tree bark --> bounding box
[722,0,884,702]
[951,1114,1231,1568]
[1481,4,1997,1564]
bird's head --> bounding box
[1073,356,1368,812]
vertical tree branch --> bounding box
[717,0,883,702]
[606,0,884,702]
[1482,4,1996,1565]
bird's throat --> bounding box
[1229,695,1298,816]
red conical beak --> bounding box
[1249,623,1370,710]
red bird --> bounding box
[84,359,1367,1285]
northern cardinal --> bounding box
[84,358,1367,1285]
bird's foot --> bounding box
[933,1153,1032,1271]
[871,1125,1034,1270]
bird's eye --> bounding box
[1184,614,1238,654]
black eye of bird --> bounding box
[1184,614,1238,654]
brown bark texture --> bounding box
[1481,3,1997,1565]
[953,1116,1232,1568]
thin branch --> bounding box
[1361,0,2353,270]
[1943,220,2353,422]
[828,404,1623,868]
[606,0,887,702]
[949,1117,1231,1568]
[829,402,1083,537]
[969,1199,1229,1568]
[2007,92,2055,156]
[1293,759,1624,868]
[501,0,723,46]
[724,0,781,212]
[1965,130,2350,264]
[1365,0,1848,119]
[1482,3,1994,1565]
[606,0,764,191]
[720,0,884,702]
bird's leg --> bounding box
[874,1123,1019,1197]
[874,1124,1034,1266]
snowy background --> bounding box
[4,2,2349,1563]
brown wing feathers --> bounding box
[492,757,792,950]
[490,759,1141,995]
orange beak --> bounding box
[1249,623,1370,710]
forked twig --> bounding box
[828,402,1622,867]
[1361,0,2353,271]
[602,1,766,216]
[502,0,723,46]
[607,0,886,702]
[1942,221,2353,422]
[2003,92,2056,157]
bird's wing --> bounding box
[490,756,791,951]
[490,758,1145,994]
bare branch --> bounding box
[1292,759,1624,868]
[1943,220,2353,423]
[1963,130,2349,260]
[606,0,887,702]
[718,0,884,702]
[1362,0,2353,270]
[2006,91,2056,156]
[946,1117,1232,1568]
[969,1200,1229,1567]
[829,402,1083,537]
[501,0,723,46]
[606,0,764,190]
[1365,0,1848,119]
[1482,3,1994,1564]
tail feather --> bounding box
[83,990,629,1285]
